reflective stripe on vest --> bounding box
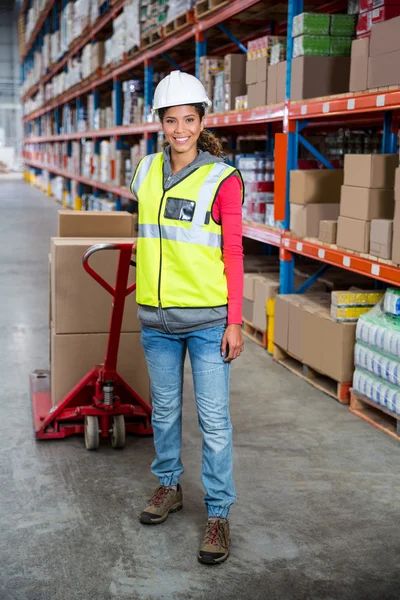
[134,152,243,308]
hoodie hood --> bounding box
[162,146,225,191]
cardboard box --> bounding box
[252,274,280,332]
[51,330,150,406]
[319,220,337,244]
[224,54,247,83]
[51,238,140,334]
[349,37,370,92]
[255,81,268,107]
[395,168,400,202]
[290,169,344,205]
[246,59,257,85]
[242,298,254,323]
[274,295,291,351]
[368,49,400,88]
[91,41,105,71]
[343,154,398,189]
[256,56,268,83]
[290,203,340,238]
[58,211,134,237]
[303,305,356,382]
[224,82,246,111]
[370,219,393,259]
[247,83,258,109]
[267,64,278,104]
[369,13,400,57]
[337,216,371,253]
[340,185,394,221]
[291,56,351,101]
[277,61,287,103]
[244,273,258,300]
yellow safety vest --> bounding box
[131,152,243,309]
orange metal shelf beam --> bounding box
[24,158,134,199]
[283,234,400,286]
[289,89,400,120]
[23,104,285,143]
[242,223,282,247]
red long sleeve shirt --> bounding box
[212,175,244,325]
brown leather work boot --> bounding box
[139,484,183,525]
[198,518,230,565]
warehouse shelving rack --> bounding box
[21,0,400,291]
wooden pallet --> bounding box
[349,390,400,442]
[163,9,194,37]
[194,0,230,19]
[140,29,162,49]
[242,318,267,349]
[274,345,351,404]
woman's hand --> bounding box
[221,324,244,363]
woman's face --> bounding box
[161,105,204,155]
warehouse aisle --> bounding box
[2,181,400,600]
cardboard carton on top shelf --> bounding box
[267,64,278,104]
[277,61,287,103]
[369,13,400,57]
[340,185,394,221]
[319,220,337,244]
[290,203,340,238]
[247,83,258,109]
[349,37,369,92]
[290,169,344,205]
[370,219,393,259]
[224,53,247,84]
[343,154,398,189]
[51,330,150,406]
[368,49,400,88]
[246,59,257,85]
[255,81,268,107]
[256,56,269,83]
[51,238,139,335]
[290,56,351,101]
[58,210,134,237]
[337,216,371,253]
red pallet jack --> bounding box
[30,242,153,450]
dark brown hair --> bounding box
[158,103,224,158]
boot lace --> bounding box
[149,486,172,506]
[204,519,228,549]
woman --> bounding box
[131,71,244,565]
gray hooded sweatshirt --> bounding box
[137,147,230,334]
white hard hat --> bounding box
[152,71,212,114]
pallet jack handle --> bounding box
[82,243,136,297]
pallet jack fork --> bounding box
[30,242,153,450]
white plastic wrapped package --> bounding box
[356,300,400,360]
[353,368,400,415]
[384,288,400,317]
[354,342,400,387]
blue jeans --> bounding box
[141,325,236,518]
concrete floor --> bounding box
[2,181,400,600]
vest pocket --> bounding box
[164,197,196,222]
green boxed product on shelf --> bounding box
[330,14,356,37]
[292,13,330,37]
[293,35,330,58]
[330,36,352,57]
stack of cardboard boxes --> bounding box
[289,169,343,238]
[274,292,357,385]
[392,168,400,264]
[50,211,150,406]
[223,54,247,111]
[350,13,400,91]
[246,36,286,109]
[198,56,224,111]
[337,154,397,253]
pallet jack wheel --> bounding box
[85,416,100,450]
[111,415,126,449]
